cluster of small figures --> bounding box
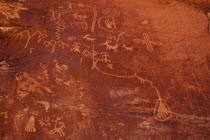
[0,2,173,138]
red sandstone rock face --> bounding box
[0,0,210,139]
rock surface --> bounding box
[0,0,210,139]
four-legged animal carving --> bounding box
[83,34,96,42]
[100,40,118,52]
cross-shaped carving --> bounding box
[133,33,162,52]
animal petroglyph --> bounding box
[100,32,125,52]
[133,33,162,52]
[122,44,133,52]
[83,34,96,42]
[100,40,118,52]
[50,117,66,137]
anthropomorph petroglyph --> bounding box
[82,45,112,70]
[43,40,69,53]
[71,42,81,52]
[13,30,47,49]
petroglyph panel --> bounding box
[0,0,210,139]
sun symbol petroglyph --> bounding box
[98,8,120,32]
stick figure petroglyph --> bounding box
[71,42,81,52]
[50,10,61,20]
[82,45,111,70]
[13,30,47,49]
